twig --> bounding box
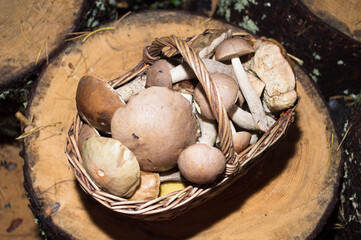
[337,123,352,151]
[40,180,75,195]
[326,133,334,177]
[15,111,31,126]
[35,39,46,65]
[189,18,212,31]
[15,122,61,140]
[114,11,131,29]
[82,27,115,43]
[20,22,38,51]
[287,53,303,65]
[68,54,88,77]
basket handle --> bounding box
[144,35,235,164]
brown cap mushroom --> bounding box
[146,60,173,89]
[81,136,140,198]
[215,38,271,132]
[215,37,254,61]
[129,171,160,201]
[111,87,198,172]
[177,143,226,184]
[77,123,99,153]
[233,131,251,154]
[76,76,125,133]
[194,73,239,120]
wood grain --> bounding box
[302,0,361,42]
[0,0,87,89]
[22,11,341,239]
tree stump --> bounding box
[301,0,361,42]
[21,11,342,239]
[0,0,88,89]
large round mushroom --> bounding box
[111,86,199,172]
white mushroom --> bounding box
[250,41,297,112]
[193,73,275,132]
[215,37,271,132]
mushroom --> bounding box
[194,73,239,120]
[177,143,226,184]
[193,73,275,131]
[233,131,251,154]
[190,28,233,59]
[129,171,160,201]
[111,87,199,172]
[81,136,140,198]
[146,58,237,89]
[250,41,297,112]
[129,169,185,200]
[195,113,218,146]
[76,76,125,133]
[77,123,99,153]
[115,74,146,102]
[215,37,271,132]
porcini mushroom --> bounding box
[111,87,198,172]
[76,76,125,133]
[129,171,160,201]
[81,136,140,198]
[77,123,99,153]
[177,143,226,184]
[233,131,251,153]
[129,170,185,201]
[215,37,271,132]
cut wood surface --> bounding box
[0,0,87,89]
[22,11,342,239]
[301,0,361,42]
[0,144,42,240]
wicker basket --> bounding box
[65,32,296,221]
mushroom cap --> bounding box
[177,143,226,184]
[146,59,172,89]
[81,136,140,198]
[129,171,160,201]
[215,37,255,62]
[233,131,251,154]
[111,86,199,172]
[194,73,239,120]
[76,75,125,133]
[78,124,99,153]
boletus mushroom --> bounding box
[111,86,198,172]
[177,143,226,184]
[76,76,125,133]
[77,123,99,153]
[215,37,271,132]
[81,136,140,198]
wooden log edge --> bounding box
[0,0,91,90]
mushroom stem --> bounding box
[196,113,217,146]
[231,57,270,131]
[170,58,236,83]
[115,74,146,102]
[228,104,275,131]
[159,170,183,182]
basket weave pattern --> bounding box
[65,33,296,220]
